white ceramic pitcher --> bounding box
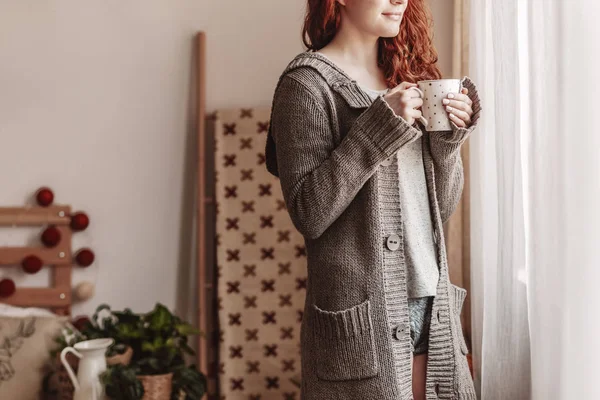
[60,338,114,400]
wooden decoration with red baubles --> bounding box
[0,186,99,311]
[0,278,16,297]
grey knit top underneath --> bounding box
[358,83,440,298]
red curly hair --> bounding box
[301,0,442,87]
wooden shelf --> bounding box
[2,287,72,307]
[0,208,73,316]
[0,205,71,226]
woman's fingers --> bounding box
[448,110,469,127]
[393,81,418,93]
[398,90,423,109]
[453,107,471,124]
[401,81,418,89]
[442,98,471,112]
[446,92,472,107]
[408,96,424,109]
[409,108,423,121]
[400,86,420,100]
[444,92,473,127]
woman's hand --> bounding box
[383,82,424,126]
[443,87,473,128]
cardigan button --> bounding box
[381,156,394,166]
[393,324,405,340]
[386,234,401,251]
[433,228,439,245]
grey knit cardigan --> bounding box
[264,51,482,400]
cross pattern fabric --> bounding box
[215,107,306,399]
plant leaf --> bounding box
[148,303,172,331]
[175,323,201,336]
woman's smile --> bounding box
[382,12,402,21]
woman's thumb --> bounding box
[400,81,418,89]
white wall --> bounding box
[0,0,453,319]
[430,0,454,77]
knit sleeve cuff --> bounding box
[352,94,423,157]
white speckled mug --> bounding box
[409,78,463,131]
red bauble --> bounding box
[36,187,54,207]
[75,248,95,267]
[22,255,43,274]
[70,212,89,231]
[0,279,16,297]
[72,316,92,331]
[41,226,61,247]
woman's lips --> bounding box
[382,13,402,21]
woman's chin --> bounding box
[379,27,401,38]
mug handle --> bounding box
[408,87,428,128]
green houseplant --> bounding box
[101,364,145,400]
[93,303,207,400]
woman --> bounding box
[265,0,481,399]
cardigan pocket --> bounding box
[310,298,379,381]
[450,284,469,355]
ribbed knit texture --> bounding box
[312,299,379,381]
[377,148,415,397]
[265,51,482,399]
[360,84,441,298]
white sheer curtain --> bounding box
[468,1,600,399]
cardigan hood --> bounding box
[265,50,391,178]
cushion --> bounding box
[0,304,57,318]
[0,315,68,400]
